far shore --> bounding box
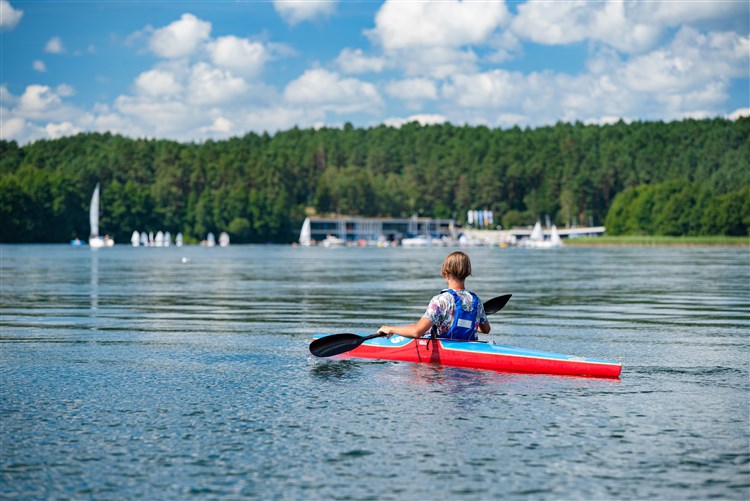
[564,235,749,247]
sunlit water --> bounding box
[1,244,748,500]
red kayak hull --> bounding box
[316,335,622,378]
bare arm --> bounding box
[378,317,434,339]
[479,320,491,334]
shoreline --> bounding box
[563,236,749,247]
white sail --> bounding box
[164,231,171,247]
[131,230,140,246]
[140,231,148,246]
[175,232,183,247]
[219,232,230,247]
[529,221,543,241]
[88,184,113,247]
[550,225,562,246]
[299,217,312,246]
[90,183,100,239]
[155,231,164,247]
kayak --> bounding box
[311,334,622,378]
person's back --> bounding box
[378,251,490,340]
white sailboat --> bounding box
[299,217,313,246]
[131,230,140,247]
[219,232,230,247]
[89,183,114,248]
[522,221,563,248]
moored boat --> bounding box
[311,333,621,378]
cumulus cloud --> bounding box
[187,62,248,105]
[135,69,182,97]
[0,0,22,30]
[273,0,337,25]
[33,60,46,72]
[336,48,386,74]
[367,0,509,50]
[284,68,383,114]
[511,0,750,54]
[150,13,211,58]
[44,36,65,54]
[208,36,268,77]
[727,108,750,120]
[385,78,438,102]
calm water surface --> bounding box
[1,244,748,500]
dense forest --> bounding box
[1,117,748,243]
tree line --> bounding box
[1,117,748,243]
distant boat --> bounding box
[164,231,171,247]
[155,231,164,247]
[522,222,563,248]
[402,234,432,247]
[88,183,114,248]
[321,234,346,247]
[203,232,216,247]
[219,232,230,247]
[175,233,183,247]
[299,217,313,246]
[140,231,148,246]
[131,231,140,247]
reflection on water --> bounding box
[1,244,748,500]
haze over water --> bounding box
[1,244,748,499]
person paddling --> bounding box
[378,251,490,340]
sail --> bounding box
[529,221,543,241]
[90,183,100,238]
[299,217,312,246]
[550,225,562,246]
[131,231,140,246]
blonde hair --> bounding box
[441,251,472,280]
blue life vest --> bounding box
[441,289,480,341]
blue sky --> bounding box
[1,0,748,144]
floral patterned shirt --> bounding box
[422,289,488,339]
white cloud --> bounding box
[0,116,26,140]
[727,108,750,120]
[442,70,526,109]
[0,0,22,30]
[511,0,750,55]
[620,27,748,93]
[187,62,248,105]
[398,46,479,79]
[512,1,660,54]
[384,114,447,128]
[44,36,65,54]
[385,78,437,101]
[150,13,211,59]
[19,85,62,113]
[367,0,510,50]
[208,36,268,77]
[135,69,182,97]
[273,0,337,25]
[45,121,82,139]
[284,68,383,114]
[33,60,46,72]
[336,48,386,74]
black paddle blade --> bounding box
[309,333,366,357]
[483,294,512,315]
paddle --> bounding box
[309,332,386,357]
[483,293,512,315]
[309,293,512,358]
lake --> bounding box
[1,244,748,500]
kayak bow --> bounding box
[310,334,622,378]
